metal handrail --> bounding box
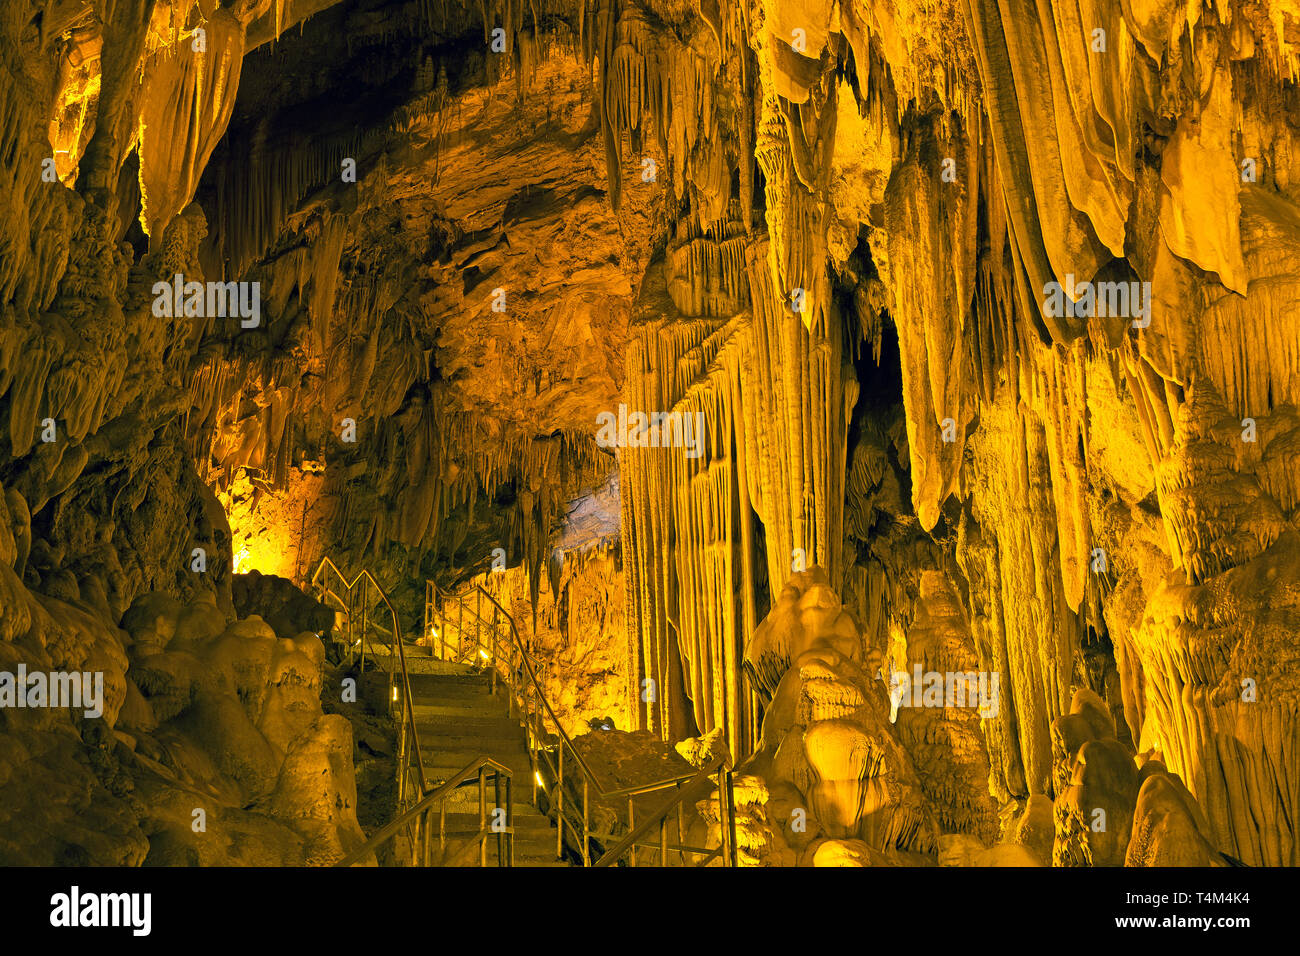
[424,580,548,672]
[336,755,515,867]
[593,755,728,866]
[427,577,739,866]
[312,558,427,808]
[434,580,670,791]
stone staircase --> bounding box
[405,662,569,867]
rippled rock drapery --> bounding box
[0,512,369,865]
[615,0,1300,868]
[621,234,857,754]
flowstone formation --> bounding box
[726,569,939,866]
[709,569,1223,867]
[0,546,369,865]
[116,593,368,866]
[599,0,1300,868]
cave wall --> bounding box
[470,544,632,735]
[595,0,1300,866]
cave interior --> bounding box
[1,0,1299,870]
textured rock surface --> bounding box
[2,0,1298,868]
[0,582,369,865]
[724,570,940,866]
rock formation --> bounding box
[1,0,1297,868]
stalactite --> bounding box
[876,116,978,531]
[622,232,856,754]
[7,338,54,457]
[137,7,247,242]
[664,221,750,317]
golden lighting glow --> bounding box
[391,687,398,702]
[534,771,545,788]
[479,649,490,661]
[219,474,305,579]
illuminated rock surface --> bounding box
[1,0,1297,867]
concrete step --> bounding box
[355,643,434,661]
[411,700,510,719]
[438,812,553,831]
[416,747,533,767]
[363,656,480,677]
[407,685,497,700]
[434,793,538,816]
[406,670,494,687]
[417,762,531,782]
[418,755,530,775]
[476,840,570,868]
[504,855,568,866]
[491,856,570,868]
[414,736,527,754]
[419,763,534,785]
[433,839,569,867]
[408,685,498,704]
[417,745,531,763]
[434,800,541,817]
[438,834,557,853]
[422,772,535,797]
[414,715,522,736]
[437,832,556,848]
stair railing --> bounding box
[335,756,515,867]
[426,578,739,867]
[592,754,733,867]
[311,558,428,814]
